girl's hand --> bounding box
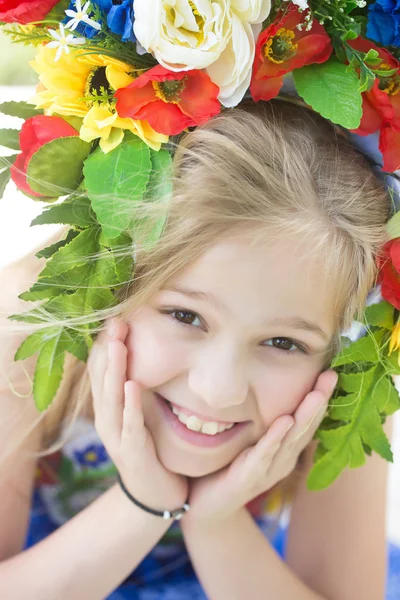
[183,369,338,525]
[87,318,188,513]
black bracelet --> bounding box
[116,472,190,521]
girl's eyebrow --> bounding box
[162,285,330,342]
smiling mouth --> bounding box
[164,399,238,434]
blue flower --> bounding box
[367,0,400,47]
[74,443,109,468]
[63,0,135,42]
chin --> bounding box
[159,450,227,478]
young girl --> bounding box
[0,99,395,599]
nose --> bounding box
[187,341,249,409]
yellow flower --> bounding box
[389,322,400,357]
[29,45,168,151]
[80,105,167,153]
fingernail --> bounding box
[329,373,338,395]
[108,318,117,336]
[285,421,294,434]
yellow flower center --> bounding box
[152,78,187,104]
[379,74,400,96]
[167,1,205,46]
[263,28,298,64]
[85,451,98,463]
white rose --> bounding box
[133,0,232,71]
[230,0,271,24]
[207,15,255,107]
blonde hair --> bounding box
[0,100,391,490]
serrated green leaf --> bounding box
[293,58,363,129]
[0,101,42,119]
[310,362,396,489]
[331,330,383,367]
[338,365,377,393]
[84,133,151,239]
[33,332,67,411]
[27,137,91,198]
[38,227,100,279]
[31,196,96,228]
[349,435,366,468]
[35,229,80,260]
[359,406,393,461]
[329,392,361,421]
[386,210,400,240]
[307,440,350,490]
[133,148,171,250]
[14,326,62,360]
[375,375,400,415]
[364,301,394,330]
[0,129,20,151]
[99,230,133,285]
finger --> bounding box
[102,339,127,440]
[287,390,328,447]
[314,369,338,397]
[244,417,294,469]
[283,370,337,447]
[90,318,129,414]
[121,380,147,453]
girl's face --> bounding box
[126,233,337,477]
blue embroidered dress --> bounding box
[24,416,400,599]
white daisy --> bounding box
[65,0,101,32]
[47,23,86,62]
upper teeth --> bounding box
[170,405,235,435]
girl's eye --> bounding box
[166,309,203,328]
[262,337,306,354]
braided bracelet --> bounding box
[116,472,190,521]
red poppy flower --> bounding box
[377,238,400,309]
[0,0,58,24]
[349,38,400,171]
[349,38,400,135]
[250,5,332,102]
[11,115,79,197]
[115,65,221,136]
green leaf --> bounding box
[359,406,393,461]
[27,137,91,197]
[32,330,68,411]
[341,30,358,41]
[308,363,395,490]
[99,230,133,285]
[307,428,351,490]
[35,229,80,259]
[31,196,97,229]
[293,58,363,129]
[364,301,394,330]
[38,227,101,279]
[0,101,42,119]
[0,164,11,200]
[331,330,384,367]
[386,210,400,240]
[0,129,20,151]
[84,133,151,239]
[133,148,171,250]
[375,375,400,415]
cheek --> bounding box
[125,315,187,387]
[256,363,321,425]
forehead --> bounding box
[168,233,337,331]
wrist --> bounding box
[181,506,244,532]
[116,471,190,521]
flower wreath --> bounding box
[1,0,400,492]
